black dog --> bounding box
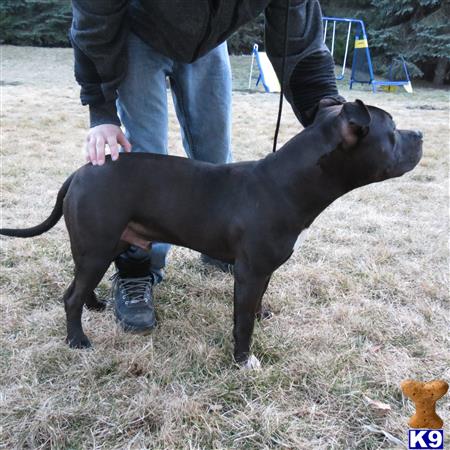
[0,100,422,368]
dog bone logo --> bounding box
[401,379,448,429]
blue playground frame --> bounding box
[322,17,412,93]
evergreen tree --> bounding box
[0,0,71,47]
[0,0,448,84]
[369,0,450,85]
[228,14,265,54]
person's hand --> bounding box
[85,124,132,165]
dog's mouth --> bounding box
[411,143,423,167]
[388,131,423,178]
[388,143,423,179]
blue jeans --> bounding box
[116,33,232,282]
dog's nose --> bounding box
[414,130,423,140]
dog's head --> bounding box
[316,99,423,189]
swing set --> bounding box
[322,16,413,93]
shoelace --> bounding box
[110,273,154,306]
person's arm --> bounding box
[265,0,345,126]
[70,0,131,165]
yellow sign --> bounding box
[355,39,368,48]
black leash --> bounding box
[272,0,290,153]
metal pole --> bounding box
[323,19,328,43]
[248,44,257,90]
[331,20,336,56]
[337,22,352,80]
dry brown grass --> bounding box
[1,45,449,449]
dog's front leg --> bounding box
[233,262,271,367]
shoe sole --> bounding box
[116,318,157,335]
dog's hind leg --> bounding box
[61,280,98,313]
[83,241,130,312]
[255,276,272,321]
[64,256,112,348]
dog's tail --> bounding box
[0,173,75,238]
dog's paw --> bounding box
[84,292,107,312]
[256,305,273,321]
[241,354,261,370]
[85,300,107,312]
[66,334,92,349]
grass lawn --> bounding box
[1,46,449,449]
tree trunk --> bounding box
[433,57,449,86]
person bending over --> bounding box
[70,0,344,333]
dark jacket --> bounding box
[70,0,339,127]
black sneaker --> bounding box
[111,273,157,334]
[201,254,234,273]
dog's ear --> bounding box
[338,99,371,149]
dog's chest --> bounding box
[293,228,309,251]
